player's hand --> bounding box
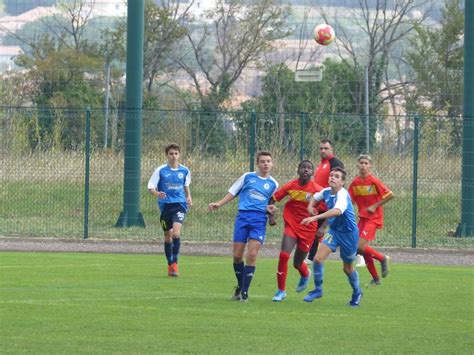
[187,197,193,208]
[208,202,219,211]
[307,205,317,216]
[268,213,277,226]
[301,216,317,225]
[366,205,376,213]
[316,225,326,238]
[267,205,278,214]
[157,191,166,199]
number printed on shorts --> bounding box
[324,232,333,244]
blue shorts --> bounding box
[322,228,359,264]
[160,203,186,232]
[233,210,267,244]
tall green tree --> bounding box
[172,0,291,154]
[319,0,433,151]
[240,59,365,154]
[9,0,106,150]
[406,0,464,152]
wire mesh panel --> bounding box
[1,107,472,249]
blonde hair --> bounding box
[357,154,372,162]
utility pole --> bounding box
[116,1,146,227]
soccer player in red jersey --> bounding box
[348,154,394,286]
[270,160,323,302]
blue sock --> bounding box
[164,242,173,265]
[233,262,245,289]
[313,262,324,289]
[347,270,361,294]
[241,265,256,294]
[172,238,180,264]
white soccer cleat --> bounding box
[355,254,366,268]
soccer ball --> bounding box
[314,24,335,46]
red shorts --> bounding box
[283,223,316,253]
[358,219,379,241]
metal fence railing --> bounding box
[1,107,472,249]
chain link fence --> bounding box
[1,107,472,249]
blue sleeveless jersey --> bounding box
[229,172,278,213]
[147,164,191,211]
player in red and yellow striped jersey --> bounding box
[348,154,393,286]
[270,160,323,302]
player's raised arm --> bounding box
[208,192,235,211]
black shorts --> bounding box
[160,203,187,231]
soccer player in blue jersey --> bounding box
[148,143,192,277]
[301,167,362,307]
[208,151,278,302]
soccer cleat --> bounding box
[348,290,363,307]
[231,286,241,301]
[381,256,390,278]
[303,288,323,302]
[295,269,311,293]
[240,291,249,302]
[272,290,287,302]
[169,263,179,277]
[366,279,381,287]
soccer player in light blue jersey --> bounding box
[208,151,278,302]
[301,167,362,307]
[148,143,192,277]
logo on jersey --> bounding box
[249,189,266,201]
[263,183,270,190]
[178,172,184,179]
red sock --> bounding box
[295,254,309,277]
[364,245,385,262]
[364,254,379,280]
[277,251,290,291]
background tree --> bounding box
[316,0,433,150]
[171,0,291,154]
[241,58,364,155]
[405,0,463,153]
[9,0,108,150]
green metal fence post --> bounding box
[116,1,145,228]
[411,115,420,248]
[457,1,474,237]
[300,112,306,161]
[249,111,256,171]
[83,108,91,240]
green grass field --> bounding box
[1,252,473,353]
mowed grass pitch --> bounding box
[1,253,472,354]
